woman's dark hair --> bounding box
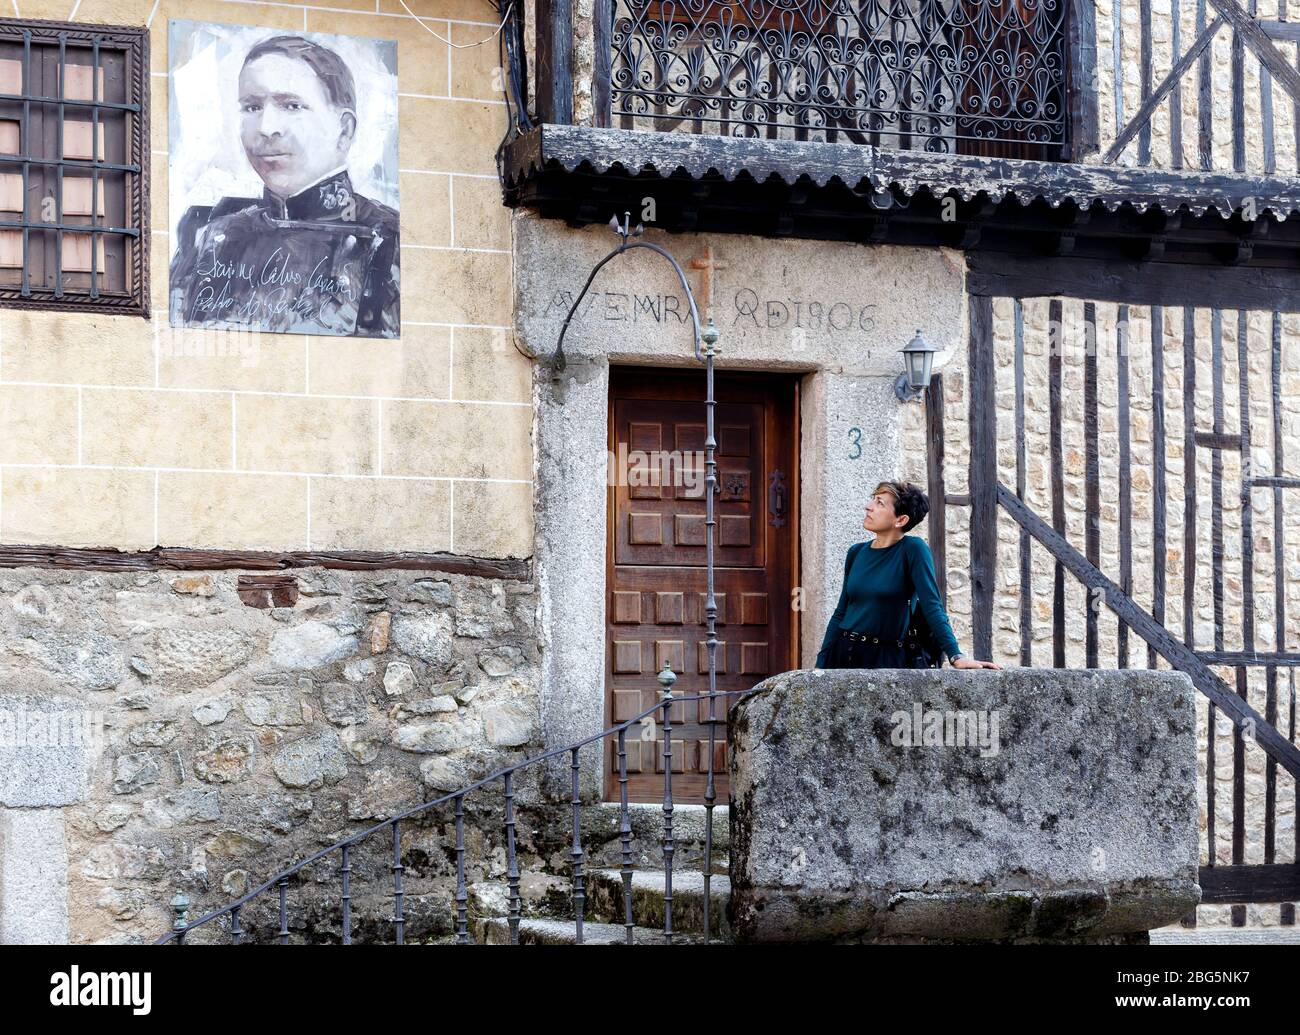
[874,480,929,532]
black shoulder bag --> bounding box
[902,600,942,669]
[902,557,944,669]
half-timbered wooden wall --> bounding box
[1094,0,1300,175]
[901,297,1300,927]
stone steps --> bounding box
[471,866,734,943]
[584,802,731,870]
[584,868,731,939]
[1149,926,1300,945]
[476,916,711,945]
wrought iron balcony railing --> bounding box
[607,0,1070,159]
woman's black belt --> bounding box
[839,629,904,647]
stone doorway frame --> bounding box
[517,219,967,802]
[532,355,912,801]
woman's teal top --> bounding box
[815,534,963,668]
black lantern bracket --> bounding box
[894,328,940,403]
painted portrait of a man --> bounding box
[169,22,400,338]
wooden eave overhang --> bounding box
[504,124,1300,271]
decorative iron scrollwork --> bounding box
[609,0,1068,158]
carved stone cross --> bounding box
[688,244,729,318]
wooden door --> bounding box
[605,366,798,804]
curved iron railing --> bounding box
[157,682,758,945]
[159,214,735,946]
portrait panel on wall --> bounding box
[168,20,400,338]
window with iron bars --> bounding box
[0,19,148,315]
[609,0,1069,160]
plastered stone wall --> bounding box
[900,298,1300,927]
[0,0,531,557]
[0,563,545,943]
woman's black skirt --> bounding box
[825,628,911,669]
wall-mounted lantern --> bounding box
[894,328,939,403]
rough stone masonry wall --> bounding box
[0,0,530,557]
[0,564,547,944]
[899,300,1300,928]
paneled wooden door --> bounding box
[605,366,799,804]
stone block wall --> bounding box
[0,0,542,941]
[729,668,1201,944]
[0,0,531,557]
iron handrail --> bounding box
[155,685,757,944]
[551,211,705,374]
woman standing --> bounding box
[815,480,1001,671]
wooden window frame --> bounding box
[0,18,148,318]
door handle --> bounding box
[768,468,787,528]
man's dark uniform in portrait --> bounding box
[170,170,400,337]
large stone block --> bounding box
[515,219,965,377]
[728,668,1201,943]
[1,468,154,550]
[0,694,99,807]
[0,808,69,944]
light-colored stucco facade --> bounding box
[0,0,530,558]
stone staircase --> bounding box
[473,802,734,944]
[475,867,733,944]
[1149,925,1300,945]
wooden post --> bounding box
[1050,298,1066,668]
[1013,299,1032,666]
[925,373,947,606]
[1117,305,1132,668]
[968,294,997,662]
[1084,302,1099,668]
[593,0,612,128]
[1066,0,1100,159]
[536,0,574,125]
[1150,305,1167,670]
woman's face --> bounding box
[863,490,905,533]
